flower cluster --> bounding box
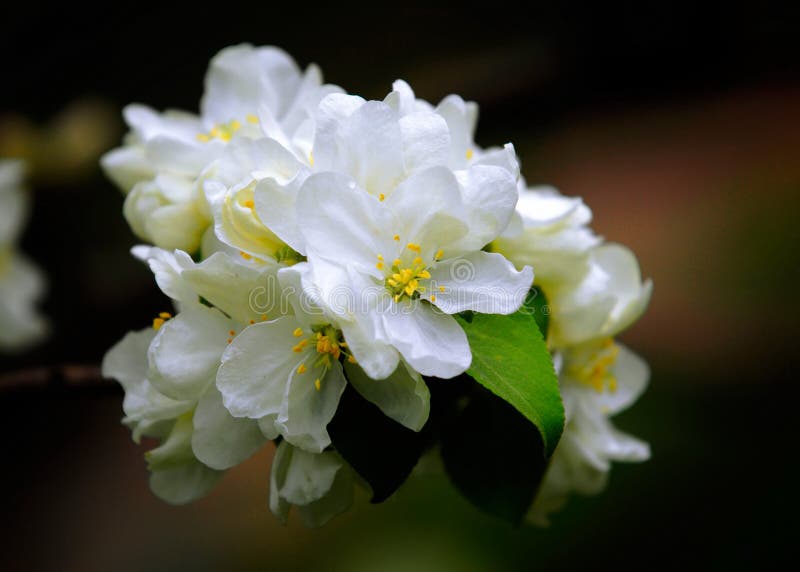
[102,44,651,526]
[0,160,48,351]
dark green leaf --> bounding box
[456,310,563,457]
[328,384,429,503]
[440,383,548,525]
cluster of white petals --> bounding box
[103,44,651,526]
[0,160,48,351]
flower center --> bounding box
[292,325,355,391]
[566,338,620,393]
[378,241,443,303]
[196,115,259,143]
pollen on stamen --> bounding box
[435,249,444,260]
[406,243,421,253]
[314,378,322,391]
[292,339,308,353]
[243,199,255,209]
[378,193,385,202]
[376,262,384,270]
[393,234,400,241]
[159,312,172,319]
[466,148,474,160]
[297,363,308,374]
[413,256,423,265]
[293,327,304,337]
[431,294,437,302]
[152,318,165,331]
[439,285,445,292]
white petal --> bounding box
[216,317,300,418]
[201,44,302,125]
[191,384,265,470]
[339,317,400,380]
[297,172,393,269]
[381,305,471,378]
[452,164,519,251]
[597,344,650,415]
[181,251,283,324]
[399,111,450,174]
[150,460,223,505]
[269,442,354,527]
[345,361,430,431]
[385,166,469,256]
[148,304,232,401]
[426,251,533,315]
[100,146,154,192]
[277,359,347,453]
[132,246,196,304]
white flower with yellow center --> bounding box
[102,44,339,252]
[216,262,432,453]
[0,160,48,351]
[528,340,651,525]
[275,164,533,380]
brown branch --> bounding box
[0,364,120,395]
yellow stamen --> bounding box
[293,327,304,337]
[228,330,236,336]
[413,256,423,265]
[377,254,384,261]
[196,133,210,142]
[297,363,308,374]
[431,294,436,302]
[378,193,385,202]
[406,243,421,253]
[347,355,357,364]
[230,120,241,131]
[152,318,165,331]
[243,199,255,209]
[466,148,474,160]
[240,251,252,261]
[159,312,172,319]
[435,249,444,260]
[393,234,400,241]
[314,378,321,391]
[246,114,259,124]
[292,339,308,353]
[261,314,268,321]
[439,285,445,292]
[376,262,384,270]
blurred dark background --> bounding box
[1,3,798,570]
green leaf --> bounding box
[455,310,563,458]
[523,286,550,339]
[328,384,429,503]
[440,382,548,525]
